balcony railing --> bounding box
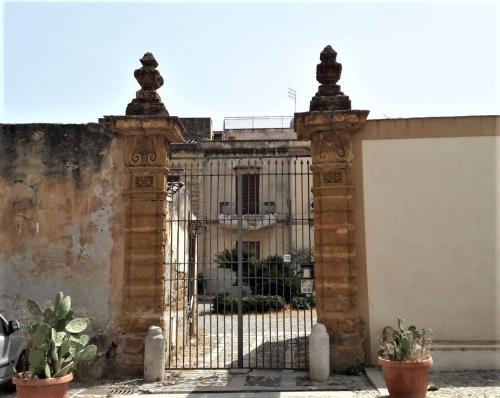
[218,213,277,230]
[223,116,294,130]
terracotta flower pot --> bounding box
[378,357,432,398]
[13,373,73,398]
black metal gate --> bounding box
[165,154,315,369]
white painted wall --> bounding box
[362,136,500,370]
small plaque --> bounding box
[301,279,314,294]
[283,254,291,263]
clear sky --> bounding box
[2,0,499,130]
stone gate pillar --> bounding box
[102,53,184,375]
[295,45,369,372]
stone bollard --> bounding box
[144,326,165,382]
[309,323,330,382]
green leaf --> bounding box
[62,355,73,364]
[65,310,74,322]
[28,349,45,368]
[42,308,55,325]
[65,318,88,334]
[44,363,51,378]
[400,336,411,354]
[50,344,59,362]
[55,296,71,320]
[34,324,50,348]
[69,340,83,356]
[77,344,97,361]
[70,334,89,348]
[51,328,66,346]
[60,340,71,357]
[52,361,73,378]
[397,317,406,332]
[54,292,64,308]
[26,298,43,317]
[80,334,90,347]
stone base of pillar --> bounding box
[114,332,148,376]
[330,325,365,373]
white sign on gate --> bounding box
[300,279,314,294]
[283,254,291,263]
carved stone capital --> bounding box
[295,110,369,140]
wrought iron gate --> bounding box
[165,155,316,369]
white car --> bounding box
[0,314,25,385]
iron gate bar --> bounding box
[237,168,244,368]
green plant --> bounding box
[19,292,97,379]
[212,294,285,314]
[291,292,317,310]
[215,250,303,303]
[215,248,259,275]
[290,248,314,267]
[378,318,432,362]
[252,255,301,302]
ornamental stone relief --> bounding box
[127,135,168,167]
[314,132,353,165]
[322,170,345,184]
[134,175,154,188]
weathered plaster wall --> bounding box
[0,124,121,339]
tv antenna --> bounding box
[288,87,297,113]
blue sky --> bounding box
[2,1,498,130]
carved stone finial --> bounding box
[126,52,169,116]
[309,45,351,112]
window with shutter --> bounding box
[236,173,260,214]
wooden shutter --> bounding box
[236,173,260,214]
[242,174,259,214]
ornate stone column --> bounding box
[295,46,369,372]
[102,53,184,374]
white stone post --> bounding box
[309,323,330,381]
[144,326,165,382]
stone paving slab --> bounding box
[80,393,353,398]
[1,369,498,397]
[365,367,500,398]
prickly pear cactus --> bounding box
[378,317,432,362]
[23,292,97,379]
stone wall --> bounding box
[180,118,212,141]
[0,123,126,377]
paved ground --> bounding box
[3,369,498,397]
[169,303,317,369]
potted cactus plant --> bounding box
[378,318,432,398]
[12,292,97,398]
